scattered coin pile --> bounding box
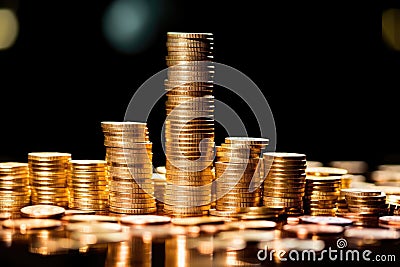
[28,152,71,207]
[339,188,387,227]
[213,137,268,215]
[102,122,156,214]
[68,160,109,211]
[0,162,30,213]
[262,152,306,215]
[163,32,215,217]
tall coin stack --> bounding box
[0,162,30,213]
[339,188,387,227]
[28,152,71,207]
[262,153,307,215]
[163,32,215,217]
[305,167,347,216]
[68,160,109,211]
[101,122,156,214]
[214,137,268,215]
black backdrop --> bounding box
[0,0,398,170]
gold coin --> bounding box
[166,40,213,48]
[28,152,71,160]
[0,162,28,171]
[306,167,347,176]
[225,137,269,145]
[20,205,65,218]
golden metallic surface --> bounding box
[20,205,65,218]
[28,152,71,207]
[102,121,156,215]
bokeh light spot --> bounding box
[103,0,160,54]
[0,9,19,50]
[382,8,400,51]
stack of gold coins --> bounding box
[386,193,400,210]
[163,32,215,217]
[101,121,156,214]
[379,216,400,229]
[305,167,347,216]
[0,162,30,213]
[152,172,166,214]
[306,161,323,168]
[28,152,71,207]
[328,161,368,175]
[303,175,341,216]
[339,188,387,226]
[211,165,216,209]
[340,174,353,189]
[306,167,348,185]
[371,166,400,186]
[379,187,400,215]
[213,137,268,216]
[336,174,353,212]
[68,160,109,211]
[262,152,307,215]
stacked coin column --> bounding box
[164,32,215,217]
[28,152,71,207]
[340,189,387,227]
[214,137,268,216]
[303,175,341,216]
[262,153,307,216]
[305,167,348,216]
[0,162,30,213]
[102,122,156,214]
[68,160,109,211]
[152,173,166,214]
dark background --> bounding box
[0,0,398,170]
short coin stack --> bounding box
[68,160,109,211]
[213,137,268,215]
[163,32,215,217]
[305,167,347,216]
[0,162,30,213]
[28,152,71,207]
[379,216,400,229]
[340,174,352,189]
[386,193,400,215]
[102,122,156,214]
[262,152,307,215]
[339,188,387,227]
[303,175,341,216]
[337,174,353,213]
